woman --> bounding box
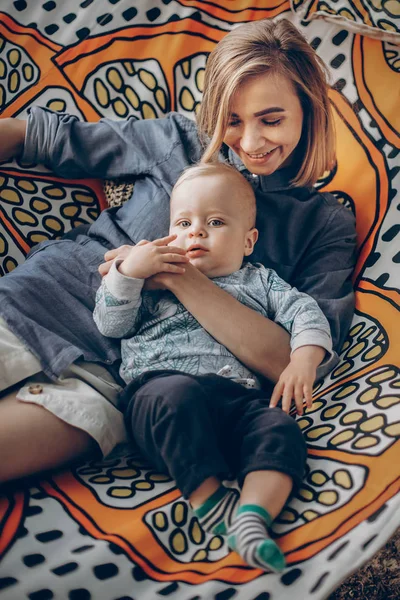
[0,18,356,482]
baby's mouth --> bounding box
[187,245,208,257]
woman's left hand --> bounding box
[144,261,199,291]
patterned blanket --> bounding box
[0,1,399,599]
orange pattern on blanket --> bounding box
[176,0,291,22]
[0,2,399,596]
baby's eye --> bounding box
[209,219,223,227]
[179,220,191,228]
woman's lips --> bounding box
[243,147,278,165]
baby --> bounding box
[94,162,333,572]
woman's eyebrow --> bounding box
[254,107,285,117]
[230,107,285,118]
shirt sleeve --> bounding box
[22,107,198,180]
[292,198,357,355]
[258,267,337,380]
[93,260,144,338]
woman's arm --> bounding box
[8,107,198,180]
[150,263,291,383]
[0,118,26,161]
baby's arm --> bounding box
[93,260,144,339]
[94,234,188,338]
[260,269,334,415]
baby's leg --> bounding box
[228,471,292,572]
[125,372,239,534]
[227,403,307,572]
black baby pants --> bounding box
[121,371,307,499]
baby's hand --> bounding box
[118,234,189,279]
[269,346,325,415]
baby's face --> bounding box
[169,173,257,278]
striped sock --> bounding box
[227,504,286,572]
[193,486,240,536]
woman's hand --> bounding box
[143,261,199,290]
[269,345,326,415]
[0,118,27,162]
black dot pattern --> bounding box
[13,0,27,11]
[93,562,119,580]
[0,5,399,600]
[23,553,46,567]
[122,8,137,22]
[29,590,54,600]
[69,590,91,600]
[215,589,237,600]
[52,562,79,576]
[146,8,161,22]
[36,530,63,543]
[0,577,18,591]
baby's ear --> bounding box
[244,228,259,256]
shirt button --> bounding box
[251,173,258,179]
[28,384,43,395]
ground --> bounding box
[329,529,400,600]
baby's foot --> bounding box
[193,486,240,535]
[227,504,286,572]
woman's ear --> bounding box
[244,228,259,256]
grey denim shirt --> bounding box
[0,107,357,380]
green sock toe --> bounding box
[258,539,286,572]
[212,521,227,535]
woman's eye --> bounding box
[209,219,223,227]
[262,118,281,127]
[228,120,240,127]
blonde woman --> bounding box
[0,17,356,498]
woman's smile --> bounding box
[244,147,279,164]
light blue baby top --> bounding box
[94,261,335,387]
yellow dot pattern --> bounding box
[330,318,387,382]
[76,452,175,509]
[0,39,39,110]
[176,53,207,118]
[0,174,102,274]
[302,364,400,457]
[147,498,227,563]
[86,59,169,121]
[273,458,366,536]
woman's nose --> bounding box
[240,125,264,153]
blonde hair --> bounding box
[172,162,256,228]
[197,18,335,188]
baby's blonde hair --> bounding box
[197,18,335,188]
[172,162,256,228]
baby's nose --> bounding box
[190,227,206,237]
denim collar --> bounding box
[225,146,298,193]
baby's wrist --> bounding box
[291,345,326,367]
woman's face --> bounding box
[223,71,304,176]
